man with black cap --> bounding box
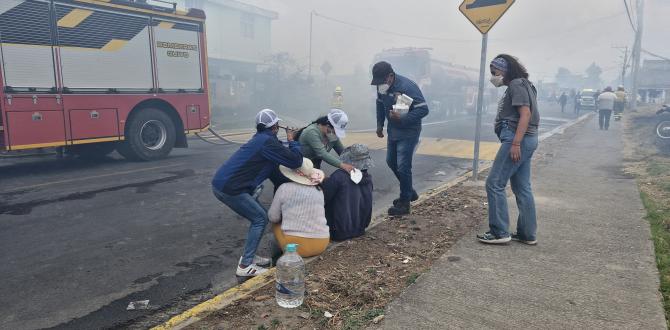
[371,61,429,216]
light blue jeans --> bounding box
[486,124,539,240]
[212,187,267,266]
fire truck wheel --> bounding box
[118,108,176,161]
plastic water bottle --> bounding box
[275,243,305,308]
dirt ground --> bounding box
[622,104,670,323]
[185,182,488,330]
[623,105,670,205]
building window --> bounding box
[241,13,255,39]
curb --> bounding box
[150,112,592,330]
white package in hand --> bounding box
[393,94,413,115]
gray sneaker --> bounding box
[511,233,537,245]
[477,232,511,244]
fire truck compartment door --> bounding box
[69,109,119,140]
[6,111,66,149]
[3,95,62,112]
[186,105,201,130]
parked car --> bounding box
[578,89,597,111]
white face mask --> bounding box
[377,84,390,94]
[490,75,504,87]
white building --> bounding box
[181,0,278,114]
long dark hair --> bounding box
[294,116,333,140]
[313,116,333,128]
[495,54,529,85]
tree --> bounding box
[585,62,602,88]
[555,67,573,87]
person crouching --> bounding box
[268,158,330,257]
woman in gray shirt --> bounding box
[477,54,540,246]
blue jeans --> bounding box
[387,136,420,201]
[212,187,268,266]
[486,125,538,240]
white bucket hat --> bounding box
[327,109,348,138]
[255,108,281,128]
[279,158,325,186]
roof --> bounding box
[206,0,278,19]
[640,60,670,89]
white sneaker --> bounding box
[239,256,271,267]
[236,263,269,277]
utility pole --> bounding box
[308,10,314,77]
[630,0,644,110]
[613,46,629,86]
[472,33,487,181]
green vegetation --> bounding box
[341,308,385,330]
[406,273,420,286]
[641,191,670,326]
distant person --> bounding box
[558,92,568,113]
[574,91,581,114]
[597,86,617,130]
[268,158,330,258]
[614,85,626,117]
[477,54,540,245]
[322,144,374,241]
[370,61,429,216]
[212,109,303,277]
[297,109,354,172]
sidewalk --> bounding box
[380,117,667,329]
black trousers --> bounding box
[599,109,612,130]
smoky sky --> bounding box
[191,0,670,83]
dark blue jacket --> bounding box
[212,130,303,195]
[322,169,373,241]
[376,74,430,141]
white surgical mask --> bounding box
[377,84,390,94]
[490,75,504,87]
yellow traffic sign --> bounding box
[459,0,515,34]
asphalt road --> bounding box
[0,102,579,329]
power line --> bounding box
[642,49,670,62]
[623,0,637,32]
[312,11,478,43]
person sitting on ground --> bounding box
[322,144,374,241]
[211,109,303,277]
[268,158,330,257]
[298,109,355,172]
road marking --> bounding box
[150,269,276,330]
[2,163,184,193]
[343,133,500,161]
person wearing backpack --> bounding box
[477,54,541,246]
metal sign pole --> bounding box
[472,33,488,181]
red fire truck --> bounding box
[0,0,210,160]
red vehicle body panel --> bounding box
[0,1,210,151]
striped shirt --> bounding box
[268,182,330,239]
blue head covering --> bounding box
[490,57,508,72]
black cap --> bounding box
[370,61,393,85]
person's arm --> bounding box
[376,96,386,138]
[321,173,340,205]
[268,185,284,223]
[399,84,429,127]
[509,81,532,162]
[261,138,303,169]
[302,128,342,168]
